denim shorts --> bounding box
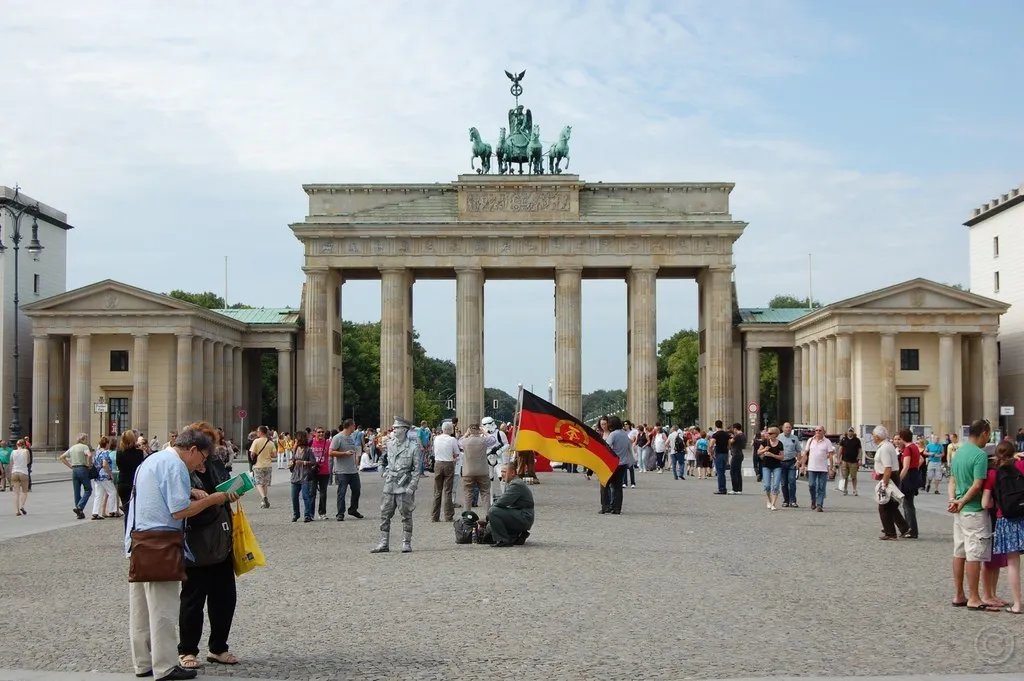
[762,467,782,494]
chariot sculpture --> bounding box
[468,70,572,175]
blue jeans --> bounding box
[72,466,92,510]
[762,466,782,494]
[334,473,361,518]
[671,453,686,479]
[291,481,313,519]
[714,453,728,493]
[780,460,798,505]
[808,471,828,508]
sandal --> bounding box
[178,654,202,669]
[206,652,239,665]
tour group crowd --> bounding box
[8,407,1024,680]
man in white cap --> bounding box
[371,416,422,554]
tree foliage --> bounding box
[657,330,699,426]
[582,389,626,422]
[768,294,821,309]
[168,290,225,309]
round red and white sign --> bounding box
[747,402,758,414]
[238,409,247,420]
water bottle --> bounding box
[471,527,477,544]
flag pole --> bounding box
[511,383,524,451]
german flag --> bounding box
[514,390,621,485]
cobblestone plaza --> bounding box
[0,471,1016,680]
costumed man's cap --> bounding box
[392,416,413,429]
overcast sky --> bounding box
[3,0,1023,398]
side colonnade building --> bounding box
[23,281,299,450]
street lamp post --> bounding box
[547,378,553,404]
[0,186,45,443]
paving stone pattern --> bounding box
[0,471,1017,680]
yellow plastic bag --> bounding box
[231,501,266,576]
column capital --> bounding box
[835,331,853,338]
[745,343,763,352]
[72,332,91,339]
[880,331,896,338]
[132,332,150,339]
[175,332,193,339]
[629,265,659,274]
[302,266,330,275]
[555,265,583,274]
[276,345,293,355]
[31,333,49,340]
[379,266,410,275]
[454,265,483,275]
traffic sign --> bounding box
[661,401,674,411]
[1001,406,1015,416]
[238,409,247,420]
[94,402,108,413]
[747,402,758,414]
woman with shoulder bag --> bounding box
[289,431,316,522]
[177,423,241,672]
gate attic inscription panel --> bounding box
[292,174,746,433]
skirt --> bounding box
[993,516,1024,555]
[697,453,711,468]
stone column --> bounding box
[628,267,658,425]
[807,341,818,426]
[303,267,330,430]
[248,350,263,426]
[208,341,222,428]
[380,268,410,422]
[745,345,760,439]
[801,344,810,423]
[221,344,232,431]
[835,333,852,432]
[825,336,836,433]
[793,345,803,425]
[191,337,203,422]
[982,332,999,427]
[47,337,66,448]
[404,274,415,421]
[175,334,193,430]
[70,334,91,440]
[203,339,215,420]
[31,335,49,447]
[455,266,485,427]
[939,333,956,436]
[277,347,293,432]
[132,333,150,436]
[555,266,583,418]
[701,267,732,425]
[817,339,828,428]
[232,346,243,437]
[880,333,897,434]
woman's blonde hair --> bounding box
[118,429,138,452]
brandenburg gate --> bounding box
[292,174,746,429]
[292,71,746,430]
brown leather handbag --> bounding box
[127,486,186,583]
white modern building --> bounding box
[0,186,70,443]
[966,182,1024,434]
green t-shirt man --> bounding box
[950,441,988,513]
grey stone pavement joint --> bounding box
[2,469,1024,680]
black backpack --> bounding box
[674,434,686,453]
[994,464,1024,519]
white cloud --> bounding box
[0,0,1007,399]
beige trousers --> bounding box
[462,475,490,516]
[129,580,181,677]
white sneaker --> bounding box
[727,491,735,495]
[770,504,778,511]
[766,501,772,509]
[319,514,328,521]
[631,484,636,488]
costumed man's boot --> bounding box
[401,531,412,553]
[370,531,390,553]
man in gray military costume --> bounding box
[371,417,422,554]
[481,459,535,548]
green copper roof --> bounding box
[212,308,299,325]
[738,308,815,324]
